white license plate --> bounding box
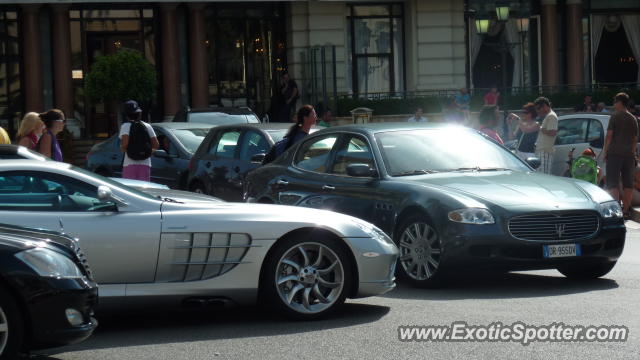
[543,244,581,258]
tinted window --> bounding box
[587,119,604,145]
[294,135,339,173]
[239,131,269,161]
[556,118,588,145]
[213,130,240,158]
[171,128,210,153]
[188,112,250,125]
[375,129,529,176]
[331,136,375,175]
[0,171,115,212]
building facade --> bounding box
[0,0,637,140]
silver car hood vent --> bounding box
[156,232,255,282]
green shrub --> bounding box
[85,49,156,104]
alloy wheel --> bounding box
[399,222,441,281]
[275,242,345,314]
[0,305,8,355]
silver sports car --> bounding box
[0,160,397,319]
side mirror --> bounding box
[346,163,378,177]
[97,185,128,207]
[525,157,541,170]
[589,138,604,148]
[251,153,266,164]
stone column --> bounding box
[160,3,182,118]
[541,0,559,87]
[566,0,584,88]
[188,3,209,108]
[22,4,44,112]
[51,4,74,117]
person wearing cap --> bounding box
[119,100,159,181]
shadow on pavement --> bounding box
[31,302,389,358]
[383,271,619,301]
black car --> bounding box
[0,224,97,359]
[187,123,319,201]
[85,122,214,189]
[245,123,626,286]
[172,106,261,126]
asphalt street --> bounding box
[33,224,640,360]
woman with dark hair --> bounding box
[477,105,504,145]
[262,105,317,164]
[37,109,65,162]
[509,103,540,161]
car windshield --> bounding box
[70,165,158,200]
[375,128,530,176]
[171,128,211,153]
[188,112,258,125]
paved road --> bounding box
[34,225,640,360]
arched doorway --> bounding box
[595,22,638,84]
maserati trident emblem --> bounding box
[555,223,566,238]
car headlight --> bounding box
[352,220,395,245]
[598,200,623,219]
[15,247,84,279]
[448,208,495,225]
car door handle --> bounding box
[322,185,335,191]
[276,179,289,187]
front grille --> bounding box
[74,246,94,281]
[508,212,599,241]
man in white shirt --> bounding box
[533,97,558,174]
[407,108,428,122]
[119,100,159,181]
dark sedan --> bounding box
[187,123,318,201]
[85,122,214,189]
[0,224,97,358]
[245,123,626,287]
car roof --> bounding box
[558,113,610,120]
[207,123,321,132]
[152,122,216,130]
[313,122,457,135]
[187,107,256,115]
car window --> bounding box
[156,133,178,156]
[556,118,588,145]
[171,128,210,153]
[294,135,339,173]
[331,135,375,175]
[0,171,116,212]
[212,130,240,158]
[239,131,270,162]
[587,119,604,145]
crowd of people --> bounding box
[0,109,67,162]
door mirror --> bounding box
[525,157,541,169]
[346,163,377,177]
[97,185,128,207]
[251,153,266,163]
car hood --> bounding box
[160,201,379,238]
[152,189,223,202]
[404,170,609,209]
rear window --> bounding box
[188,112,256,125]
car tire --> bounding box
[557,260,617,279]
[395,214,446,288]
[262,235,352,320]
[0,285,24,360]
[190,182,207,194]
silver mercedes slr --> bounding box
[0,160,398,319]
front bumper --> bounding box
[343,237,399,298]
[442,222,626,271]
[18,276,99,349]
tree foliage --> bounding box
[85,50,156,103]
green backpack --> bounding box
[570,155,598,184]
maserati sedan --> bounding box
[0,160,397,319]
[244,123,626,287]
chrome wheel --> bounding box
[275,242,345,314]
[0,305,8,355]
[399,222,441,281]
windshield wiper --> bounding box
[447,167,511,172]
[395,169,439,177]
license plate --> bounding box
[543,244,581,258]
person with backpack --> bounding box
[262,105,317,164]
[119,100,159,181]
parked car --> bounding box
[85,122,214,189]
[0,223,97,359]
[0,160,397,319]
[1,144,169,190]
[188,123,320,201]
[244,123,626,286]
[171,106,260,126]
